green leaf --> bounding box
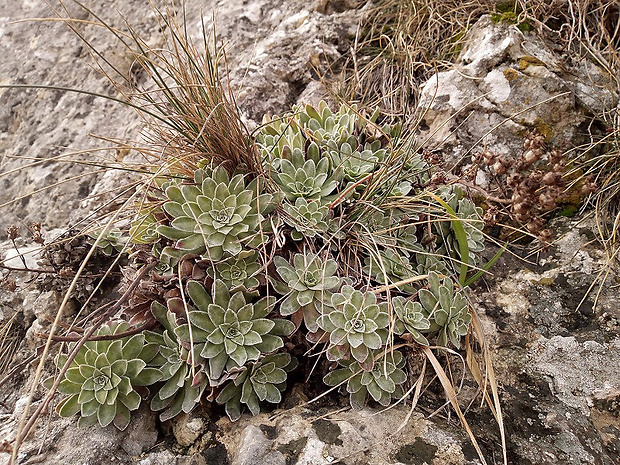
[254,335,283,353]
[279,293,299,316]
[187,280,213,311]
[429,192,469,285]
[159,366,185,400]
[65,367,84,384]
[120,390,142,411]
[113,403,131,431]
[57,394,80,417]
[216,381,241,404]
[464,244,506,287]
[157,225,191,240]
[264,383,282,403]
[78,413,98,428]
[225,395,242,422]
[138,343,160,364]
[271,319,296,336]
[81,398,99,417]
[151,392,173,412]
[58,379,81,395]
[125,359,146,379]
[132,367,163,386]
[122,334,145,360]
[251,319,275,335]
[106,340,124,363]
[350,389,366,410]
[97,402,117,427]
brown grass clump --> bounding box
[332,0,620,119]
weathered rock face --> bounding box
[0,0,358,239]
[416,15,617,171]
[472,217,620,464]
[1,2,619,465]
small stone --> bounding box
[137,451,178,465]
[234,425,286,465]
[172,413,208,447]
[121,408,158,456]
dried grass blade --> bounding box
[422,346,488,465]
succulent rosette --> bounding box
[175,280,295,382]
[54,322,162,430]
[317,285,389,370]
[209,250,262,292]
[364,248,418,294]
[146,302,208,421]
[156,165,275,260]
[437,186,485,266]
[216,353,298,421]
[323,350,407,409]
[391,296,431,345]
[418,272,471,348]
[282,197,331,240]
[271,151,338,203]
[271,253,341,333]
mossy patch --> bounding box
[312,419,343,446]
[533,118,552,140]
[393,439,438,464]
[558,204,579,218]
[503,68,519,81]
[491,5,533,32]
[519,56,547,71]
[491,11,519,24]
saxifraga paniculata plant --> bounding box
[52,322,162,430]
[46,98,494,430]
[145,302,209,422]
[323,350,407,410]
[156,165,275,261]
[175,279,295,383]
[215,353,298,421]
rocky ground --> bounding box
[1,1,619,464]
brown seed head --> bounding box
[7,225,19,240]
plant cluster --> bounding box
[35,228,126,303]
[470,129,588,243]
[49,101,487,427]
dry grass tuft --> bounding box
[0,314,25,378]
[333,0,494,118]
[333,0,620,119]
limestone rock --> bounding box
[217,407,471,465]
[1,2,619,465]
[416,15,617,169]
[172,412,209,448]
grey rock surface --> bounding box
[416,15,617,172]
[217,407,469,465]
[1,2,619,465]
[0,0,357,239]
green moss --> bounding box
[533,118,552,140]
[448,31,466,60]
[558,204,579,218]
[495,1,520,14]
[491,11,518,24]
[490,10,533,32]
